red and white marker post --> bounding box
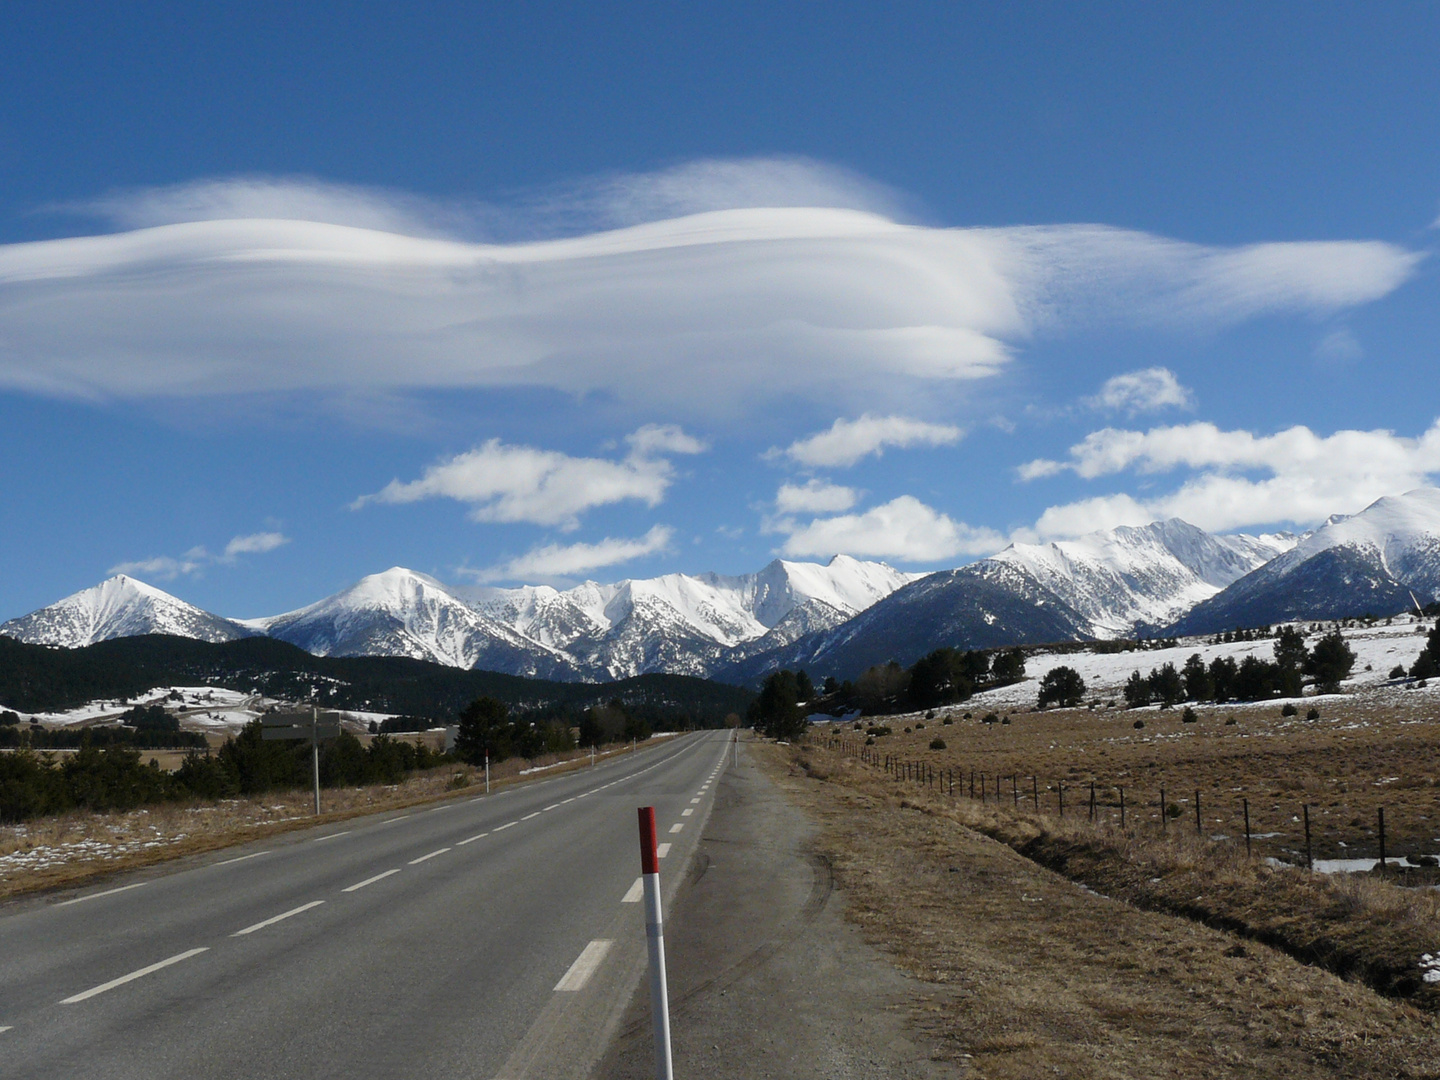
[637,806,674,1080]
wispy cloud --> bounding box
[1084,367,1194,414]
[0,161,1419,414]
[109,531,290,581]
[471,525,675,583]
[776,415,965,469]
[353,427,704,530]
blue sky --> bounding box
[3,3,1440,619]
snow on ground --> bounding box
[966,615,1438,711]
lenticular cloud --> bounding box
[0,167,1421,414]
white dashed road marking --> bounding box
[656,843,671,858]
[56,882,148,907]
[681,809,693,816]
[212,850,272,867]
[542,804,559,812]
[408,847,450,865]
[457,832,488,846]
[554,940,613,991]
[669,823,684,833]
[343,869,401,893]
[312,831,351,843]
[522,812,541,821]
[496,822,518,831]
[690,798,701,803]
[232,901,325,937]
[59,948,209,1004]
[378,815,410,826]
[621,878,644,903]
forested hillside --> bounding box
[0,634,752,726]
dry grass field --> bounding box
[835,692,1440,868]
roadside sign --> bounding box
[258,707,343,815]
[261,711,342,740]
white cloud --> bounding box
[775,479,859,515]
[1017,419,1440,537]
[0,162,1419,413]
[222,531,289,560]
[778,415,965,468]
[1085,367,1193,414]
[473,525,674,583]
[624,423,708,457]
[776,495,1006,562]
[353,428,702,530]
[109,530,290,581]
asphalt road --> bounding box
[0,730,734,1080]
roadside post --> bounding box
[262,707,341,814]
[485,751,490,794]
[636,806,674,1080]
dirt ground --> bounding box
[841,695,1440,865]
[773,740,1439,1078]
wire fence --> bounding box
[818,730,1439,875]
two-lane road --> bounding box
[0,730,734,1080]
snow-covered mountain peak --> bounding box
[0,575,250,648]
[1292,488,1440,559]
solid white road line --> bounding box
[59,948,209,1004]
[211,850,272,867]
[56,882,148,907]
[496,821,517,831]
[312,831,351,843]
[669,823,684,833]
[522,812,540,821]
[457,832,488,846]
[681,808,694,816]
[408,847,451,865]
[232,900,325,936]
[621,878,644,903]
[343,869,401,893]
[553,939,613,991]
[656,843,671,858]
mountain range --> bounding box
[5,488,1439,684]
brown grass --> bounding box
[765,741,1440,1079]
[838,696,1440,866]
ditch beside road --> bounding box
[600,739,1439,1080]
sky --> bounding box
[3,2,1440,620]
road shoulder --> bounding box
[595,737,960,1079]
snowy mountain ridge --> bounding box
[1169,488,1440,635]
[984,519,1297,636]
[7,493,1438,682]
[4,556,918,681]
[0,575,253,648]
